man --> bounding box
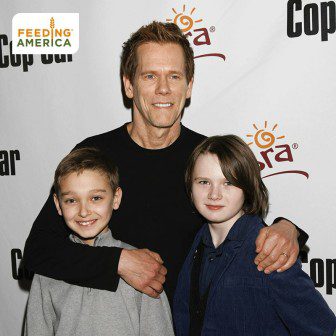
[24,22,307,303]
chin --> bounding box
[153,119,180,129]
[205,214,230,223]
[77,232,95,240]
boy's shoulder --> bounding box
[241,216,265,245]
[31,272,64,290]
[116,240,136,250]
[235,215,265,260]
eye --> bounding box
[64,198,76,204]
[170,74,181,80]
[198,180,210,185]
[224,181,232,186]
[144,74,155,80]
[92,196,103,201]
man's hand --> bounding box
[117,248,167,298]
[254,219,299,274]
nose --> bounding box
[208,184,223,201]
[79,201,91,218]
[155,76,171,95]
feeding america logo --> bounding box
[12,13,79,54]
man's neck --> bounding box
[127,121,181,149]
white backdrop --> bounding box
[1,0,335,334]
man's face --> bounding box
[53,170,122,246]
[123,42,193,129]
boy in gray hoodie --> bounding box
[25,147,174,336]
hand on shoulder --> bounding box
[254,219,299,274]
[118,248,167,298]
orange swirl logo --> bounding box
[246,122,284,149]
[173,13,194,32]
[254,130,276,149]
[167,5,203,33]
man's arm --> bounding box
[273,217,309,248]
[253,218,309,274]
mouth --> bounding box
[205,205,224,211]
[75,219,97,227]
[152,103,174,108]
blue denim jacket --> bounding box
[173,215,336,335]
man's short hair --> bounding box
[54,147,119,196]
[121,21,194,83]
[185,135,269,218]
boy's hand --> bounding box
[118,248,167,298]
[254,219,299,274]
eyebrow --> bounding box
[140,70,184,75]
[193,177,229,181]
[60,189,107,196]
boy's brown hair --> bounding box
[185,135,269,218]
[54,147,119,196]
[121,21,194,83]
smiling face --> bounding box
[53,170,122,246]
[123,42,193,129]
[191,153,245,227]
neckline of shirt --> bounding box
[121,122,186,154]
[69,229,119,247]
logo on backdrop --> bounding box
[0,150,20,176]
[300,251,335,295]
[11,249,33,280]
[166,5,226,61]
[287,0,336,41]
[12,13,79,54]
[246,121,309,179]
[0,33,73,72]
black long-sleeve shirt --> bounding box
[24,123,308,303]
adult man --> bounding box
[24,22,307,303]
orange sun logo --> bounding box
[166,5,203,33]
[246,121,285,149]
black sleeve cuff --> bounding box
[70,246,122,291]
[272,217,309,250]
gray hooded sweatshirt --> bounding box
[25,230,174,336]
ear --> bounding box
[53,193,63,216]
[112,187,123,210]
[123,75,134,99]
[186,77,194,99]
[190,191,194,204]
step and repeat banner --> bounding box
[1,0,335,334]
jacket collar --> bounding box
[226,214,261,242]
[69,229,118,247]
[202,214,262,249]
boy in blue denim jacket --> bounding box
[174,135,335,335]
